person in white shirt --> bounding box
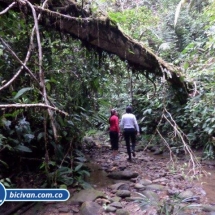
[120,106,140,162]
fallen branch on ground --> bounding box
[163,108,203,176]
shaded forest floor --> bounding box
[1,134,215,215]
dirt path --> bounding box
[4,136,214,215]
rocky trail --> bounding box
[6,135,215,215]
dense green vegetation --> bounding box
[0,0,215,189]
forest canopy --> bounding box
[0,0,190,92]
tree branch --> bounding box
[0,37,39,90]
[0,1,16,15]
[25,0,58,141]
[0,103,68,116]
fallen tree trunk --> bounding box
[0,0,190,100]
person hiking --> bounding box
[109,109,120,160]
[120,106,140,162]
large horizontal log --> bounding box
[0,0,190,97]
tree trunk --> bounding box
[0,0,191,101]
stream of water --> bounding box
[151,153,215,204]
[199,161,215,204]
[85,162,116,188]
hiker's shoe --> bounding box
[132,151,136,157]
[127,158,132,162]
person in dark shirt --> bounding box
[109,109,120,159]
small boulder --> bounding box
[107,171,138,180]
[116,209,130,215]
[70,189,106,204]
[116,190,131,198]
[80,201,102,215]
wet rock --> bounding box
[130,178,137,183]
[71,206,79,213]
[134,183,145,190]
[116,209,130,215]
[178,190,194,199]
[109,201,122,208]
[80,201,102,215]
[152,177,168,183]
[105,205,116,212]
[139,179,152,185]
[70,189,106,204]
[145,184,166,191]
[202,204,215,212]
[107,170,138,180]
[116,190,131,198]
[58,207,70,213]
[109,182,130,191]
[152,177,168,184]
[58,213,73,215]
[125,196,146,202]
[111,196,121,202]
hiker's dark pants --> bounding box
[123,128,136,159]
[109,131,119,150]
